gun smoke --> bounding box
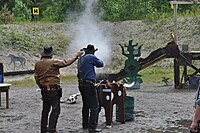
[66,0,112,65]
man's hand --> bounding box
[190,103,200,133]
[76,51,84,58]
[190,121,198,133]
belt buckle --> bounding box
[47,86,51,91]
[86,80,95,84]
[44,85,51,91]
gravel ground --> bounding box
[0,82,197,133]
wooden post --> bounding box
[173,2,178,43]
[0,63,3,106]
[173,1,179,88]
[169,0,200,42]
[174,58,180,88]
[170,1,200,5]
[169,0,200,88]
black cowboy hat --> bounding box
[40,45,54,57]
[83,44,98,54]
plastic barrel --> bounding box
[0,63,3,83]
[189,76,200,89]
[116,96,134,122]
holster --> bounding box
[40,84,62,98]
[57,87,62,97]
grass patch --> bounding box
[5,66,196,88]
[140,66,197,83]
[140,66,174,83]
[60,75,78,83]
[6,78,37,89]
[6,75,78,89]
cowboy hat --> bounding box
[83,44,98,54]
[40,45,54,57]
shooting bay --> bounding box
[0,81,195,133]
[0,12,200,133]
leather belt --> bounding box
[41,84,60,91]
[78,79,95,84]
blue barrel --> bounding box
[116,96,134,122]
[189,76,200,89]
[0,63,4,83]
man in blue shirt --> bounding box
[77,44,104,133]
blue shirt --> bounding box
[78,54,104,81]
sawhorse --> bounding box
[97,83,126,127]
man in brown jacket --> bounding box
[34,45,83,133]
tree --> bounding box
[0,0,14,11]
[12,0,32,21]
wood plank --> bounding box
[4,70,35,76]
[170,1,200,4]
[0,83,11,87]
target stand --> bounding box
[97,83,126,126]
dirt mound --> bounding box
[0,18,200,74]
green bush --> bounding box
[41,2,63,22]
[1,0,200,23]
[0,4,9,24]
[12,0,32,21]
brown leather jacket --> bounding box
[34,57,75,86]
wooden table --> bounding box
[0,83,11,109]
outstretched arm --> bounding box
[65,51,84,65]
[53,51,84,68]
[190,104,200,132]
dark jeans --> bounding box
[78,82,99,129]
[41,90,61,133]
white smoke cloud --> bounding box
[66,0,112,65]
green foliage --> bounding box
[41,1,63,22]
[98,0,200,21]
[150,0,171,13]
[40,0,82,22]
[1,3,9,13]
[1,0,200,22]
[98,0,146,21]
[12,0,32,21]
[0,4,9,24]
[0,0,14,11]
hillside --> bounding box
[0,17,200,75]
